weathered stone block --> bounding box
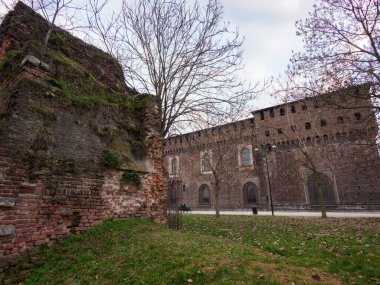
[0,225,15,236]
[0,197,15,207]
[20,55,40,67]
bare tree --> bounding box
[202,129,231,218]
[257,102,334,218]
[89,0,259,137]
[275,0,380,137]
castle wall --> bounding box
[164,86,380,211]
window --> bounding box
[305,122,311,130]
[259,111,264,120]
[199,184,211,205]
[201,153,211,172]
[302,105,308,111]
[171,157,178,176]
[277,128,283,134]
[280,107,285,116]
[320,119,327,127]
[291,125,297,132]
[354,112,361,121]
[337,116,344,124]
[269,108,274,118]
[182,185,186,192]
[291,104,296,113]
[241,147,251,166]
[265,130,270,137]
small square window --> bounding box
[337,116,344,124]
[265,130,270,137]
[277,128,283,134]
[320,119,327,127]
[354,112,361,121]
[305,122,311,130]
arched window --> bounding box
[243,182,258,205]
[307,172,336,206]
[201,153,211,172]
[241,148,251,166]
[171,158,178,175]
[199,184,211,205]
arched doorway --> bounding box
[307,172,336,206]
[243,182,258,205]
[199,184,211,206]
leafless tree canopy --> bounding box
[89,0,258,137]
[276,0,380,111]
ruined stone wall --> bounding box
[0,3,166,274]
[164,86,380,211]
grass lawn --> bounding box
[4,215,380,285]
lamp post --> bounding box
[255,145,276,216]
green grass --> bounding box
[4,216,379,284]
[183,215,380,284]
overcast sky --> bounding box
[218,0,314,109]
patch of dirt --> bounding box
[251,262,343,285]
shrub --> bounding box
[100,150,121,169]
[121,170,141,187]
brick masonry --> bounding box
[0,3,166,274]
[164,85,380,211]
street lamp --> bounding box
[254,145,276,216]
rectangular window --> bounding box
[280,107,285,116]
[269,108,274,118]
[259,111,264,120]
[291,125,296,132]
[291,104,296,113]
[241,148,252,166]
[305,122,311,130]
[320,119,327,127]
[265,130,270,137]
[171,158,178,175]
[202,154,211,172]
[182,185,186,192]
[277,128,283,134]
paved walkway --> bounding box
[190,210,380,218]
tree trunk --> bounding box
[316,179,327,219]
[44,28,53,48]
[215,185,220,218]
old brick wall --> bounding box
[164,86,380,211]
[0,3,166,274]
